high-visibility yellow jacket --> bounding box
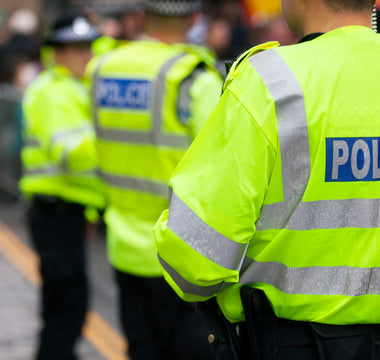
[154,26,380,324]
[92,36,127,57]
[90,39,223,277]
[19,65,105,211]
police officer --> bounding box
[19,12,104,360]
[154,0,380,359]
[88,0,223,359]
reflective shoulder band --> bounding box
[250,49,380,231]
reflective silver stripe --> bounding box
[96,127,189,148]
[158,254,229,297]
[240,260,380,296]
[52,125,93,143]
[24,166,97,177]
[281,198,380,230]
[94,128,151,144]
[250,49,310,231]
[24,166,62,176]
[250,49,380,231]
[99,170,168,198]
[151,53,191,148]
[168,191,248,270]
[23,138,40,147]
[94,54,191,149]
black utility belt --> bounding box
[32,194,85,214]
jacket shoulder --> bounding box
[173,43,218,69]
[24,70,55,99]
[223,41,279,91]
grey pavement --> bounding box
[0,252,39,360]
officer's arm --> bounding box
[154,87,276,302]
[177,67,223,139]
[36,85,98,173]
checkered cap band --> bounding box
[47,17,99,45]
[143,0,201,16]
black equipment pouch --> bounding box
[197,299,241,360]
[240,286,280,360]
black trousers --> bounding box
[238,318,380,360]
[114,269,217,360]
[27,197,88,360]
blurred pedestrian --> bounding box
[0,8,41,89]
[19,11,105,360]
[88,0,223,359]
[205,0,251,60]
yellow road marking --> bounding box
[0,221,129,360]
[83,311,128,360]
[0,222,41,286]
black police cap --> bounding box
[142,0,201,16]
[45,13,99,47]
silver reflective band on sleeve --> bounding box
[158,254,228,297]
[24,165,97,177]
[250,49,380,231]
[52,125,93,144]
[24,165,62,176]
[249,49,310,231]
[240,260,380,296]
[167,191,248,270]
[99,170,169,198]
[23,138,40,147]
[94,54,192,149]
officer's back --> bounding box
[153,1,380,359]
[88,1,222,359]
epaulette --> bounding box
[223,41,279,92]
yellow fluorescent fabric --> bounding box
[96,140,187,181]
[154,27,380,324]
[19,65,105,209]
[91,40,223,276]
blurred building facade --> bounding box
[0,0,39,14]
[0,0,141,23]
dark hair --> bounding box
[323,0,374,11]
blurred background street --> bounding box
[0,0,378,359]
